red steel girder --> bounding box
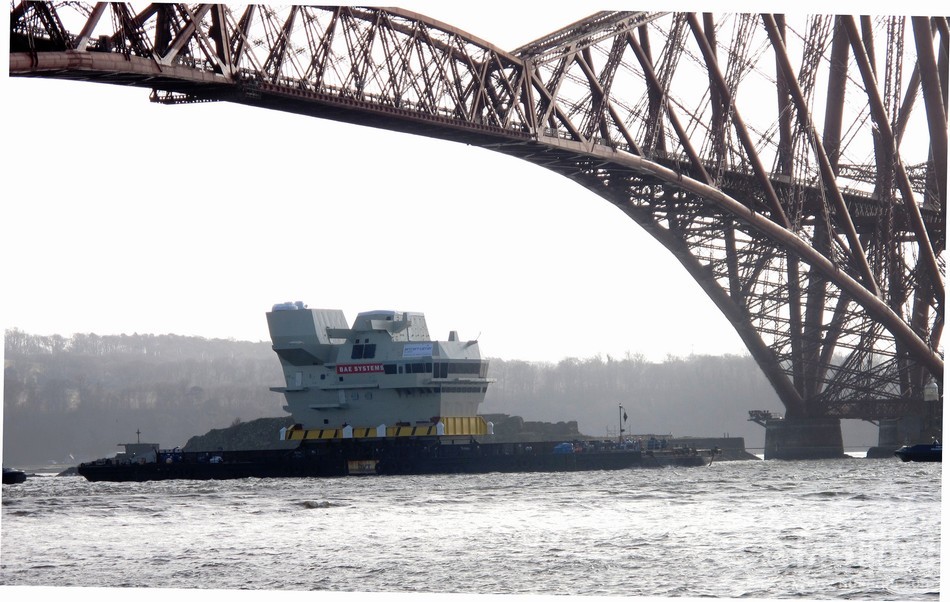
[8,4,945,420]
[842,16,944,299]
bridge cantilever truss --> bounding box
[10,3,947,422]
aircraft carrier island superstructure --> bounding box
[268,302,492,440]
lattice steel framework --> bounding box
[10,4,947,421]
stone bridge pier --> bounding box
[763,417,845,460]
[759,400,941,460]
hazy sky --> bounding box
[6,2,863,364]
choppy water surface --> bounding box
[1,458,940,600]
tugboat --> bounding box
[78,303,718,482]
[894,440,942,462]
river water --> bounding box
[0,457,941,601]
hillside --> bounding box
[3,329,875,467]
[3,329,284,465]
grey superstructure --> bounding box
[267,302,492,436]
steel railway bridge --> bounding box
[10,3,946,457]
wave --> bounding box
[300,500,340,509]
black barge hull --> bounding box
[78,438,714,482]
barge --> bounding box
[78,303,716,482]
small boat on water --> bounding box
[3,468,28,484]
[894,441,941,462]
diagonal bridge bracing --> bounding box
[9,3,946,423]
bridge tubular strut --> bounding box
[762,14,881,298]
[604,148,945,380]
[843,16,945,301]
[687,13,791,229]
[911,17,948,212]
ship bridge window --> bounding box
[351,343,377,360]
[404,362,431,374]
[430,361,486,377]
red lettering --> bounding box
[336,363,384,374]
